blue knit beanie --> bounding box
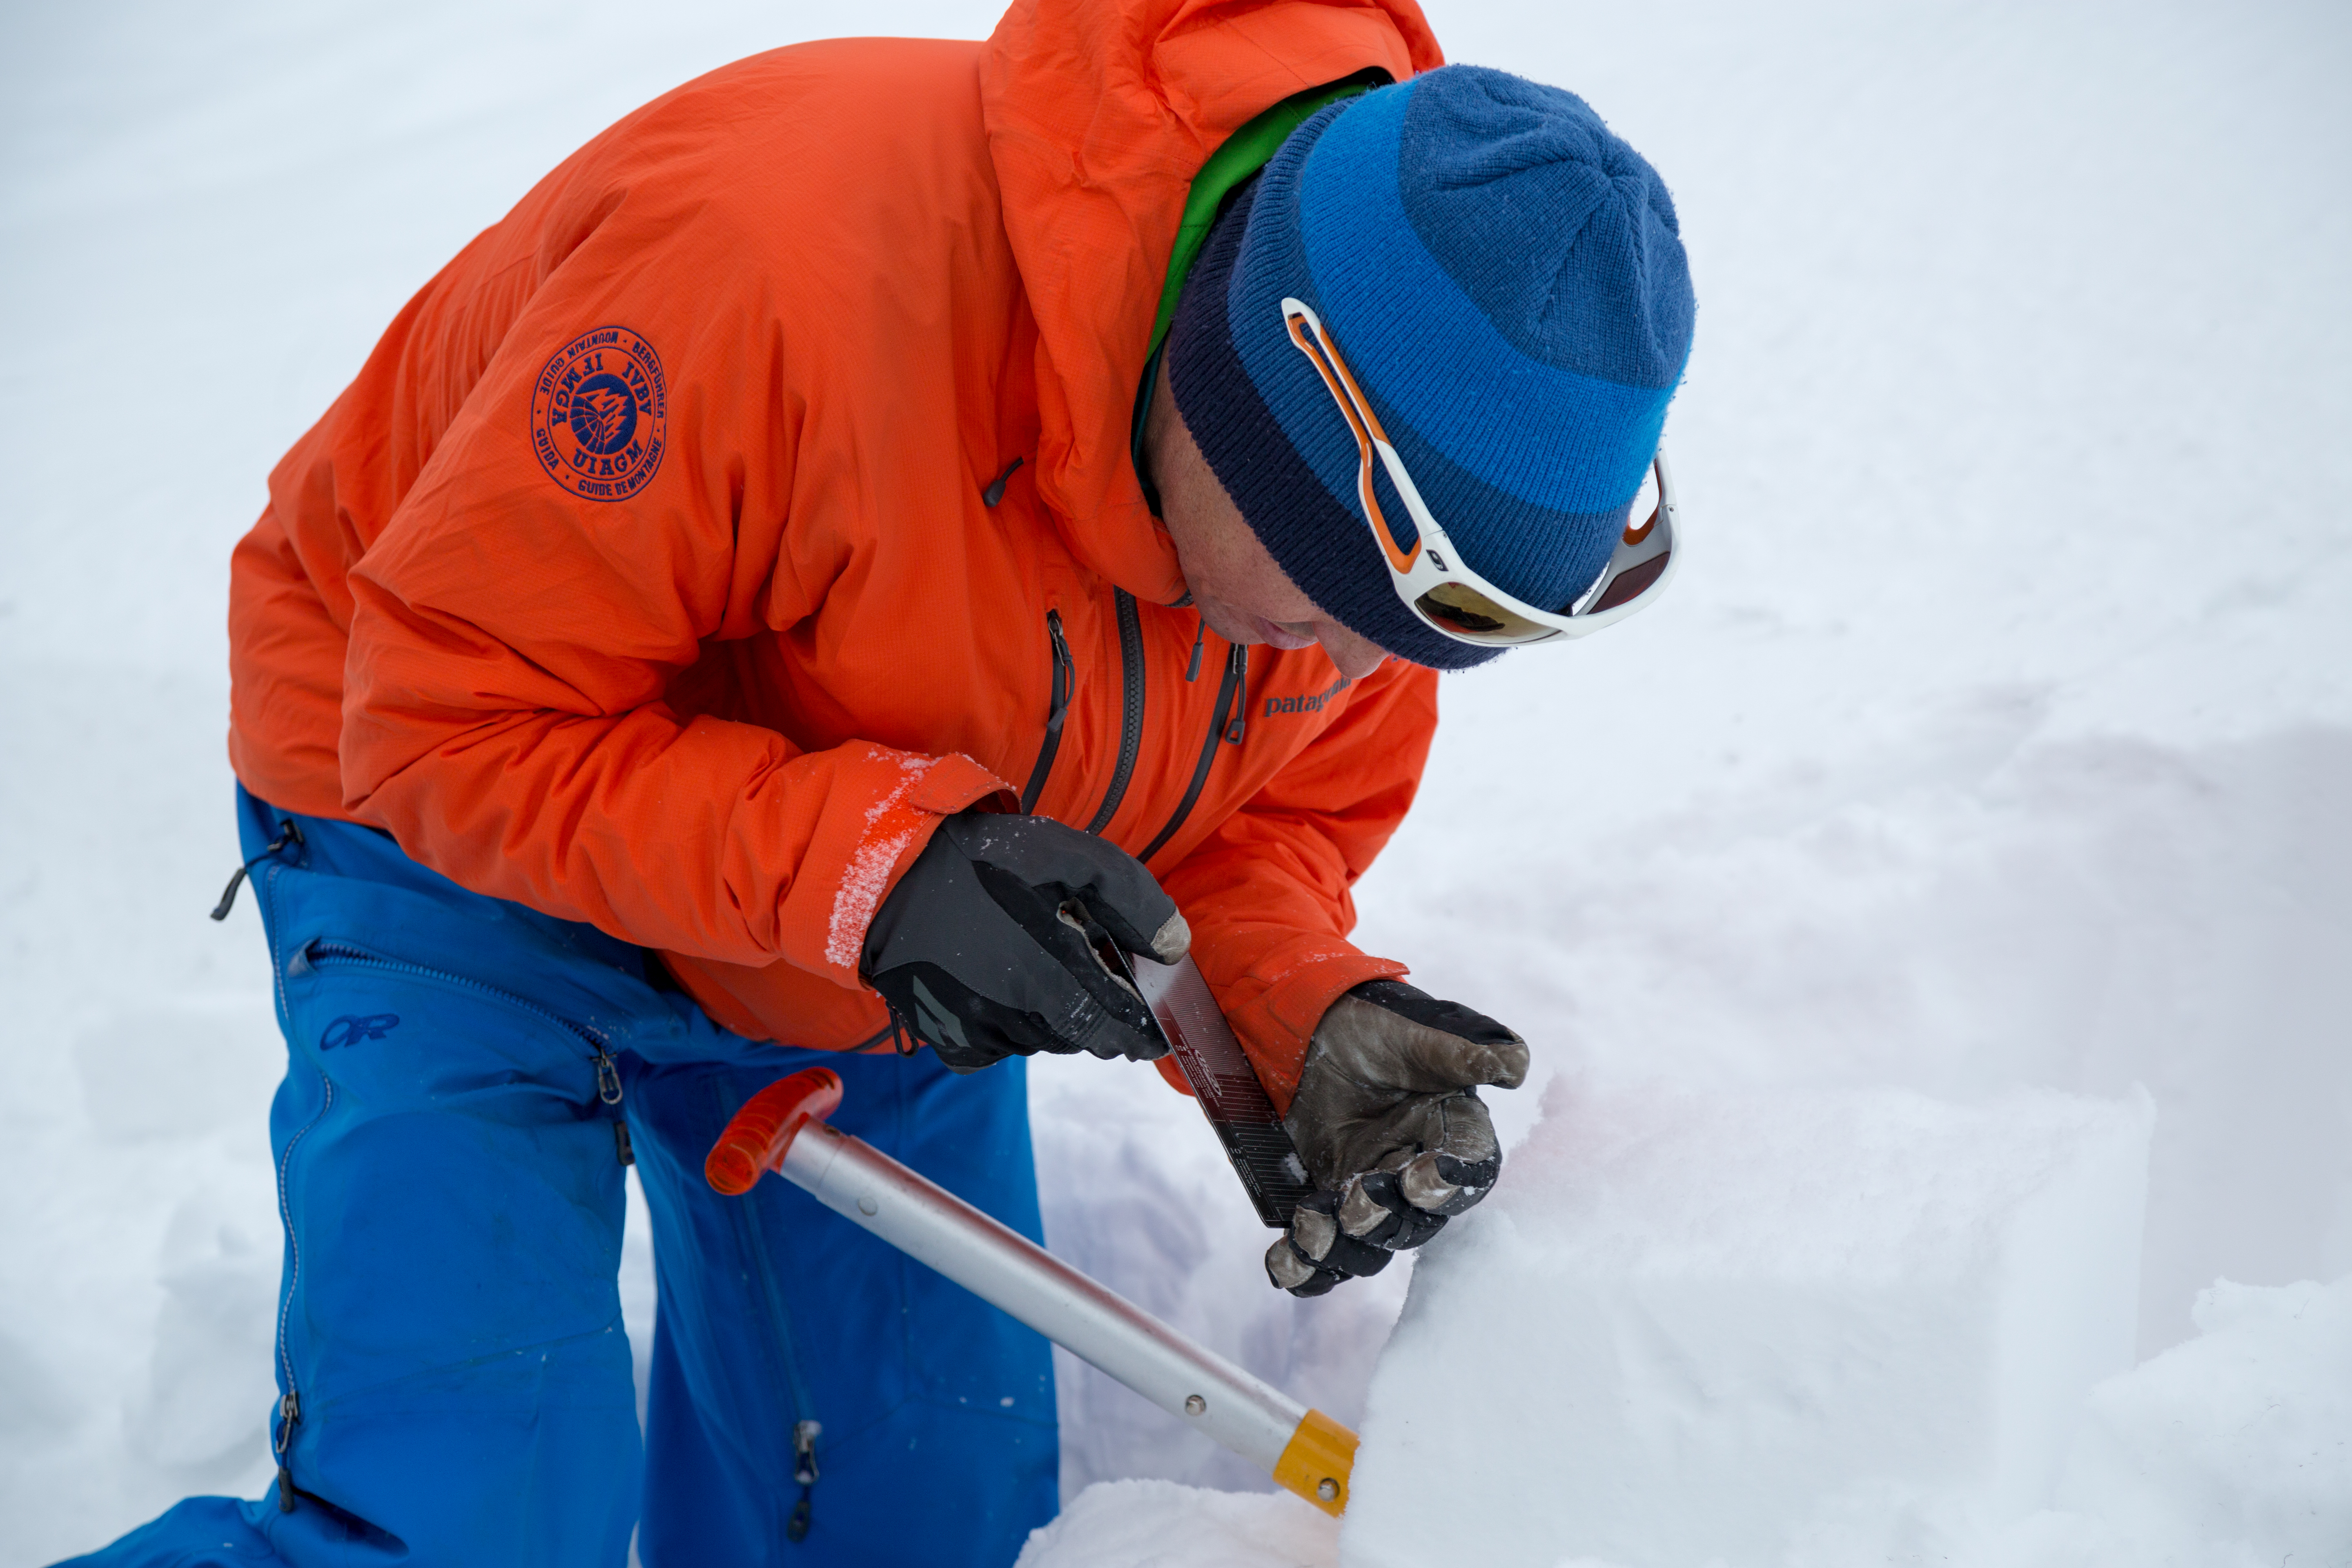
[1166,67,1695,670]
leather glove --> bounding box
[1265,980,1529,1296]
[862,810,1189,1074]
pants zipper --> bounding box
[270,1086,322,1514]
[720,1073,824,1547]
[256,845,327,1514]
[272,1009,332,1515]
[273,1389,303,1511]
[1138,644,1248,863]
[271,942,628,1504]
[1019,609,1074,814]
[789,1418,823,1542]
[1083,590,1147,834]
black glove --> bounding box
[1264,980,1528,1295]
[862,811,1189,1074]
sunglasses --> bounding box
[1281,297,1679,647]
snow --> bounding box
[1029,1055,1412,1497]
[3,0,2348,1565]
[2018,1274,2352,1565]
[825,751,944,969]
[1012,1481,1338,1568]
[1342,1082,2154,1566]
[1032,1276,2352,1568]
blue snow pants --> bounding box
[60,789,1059,1568]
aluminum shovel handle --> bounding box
[706,1068,1357,1515]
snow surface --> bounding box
[3,0,2348,1565]
[1012,1481,1339,1568]
[1027,1273,2352,1568]
[1343,1082,2155,1566]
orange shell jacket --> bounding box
[225,0,1447,1111]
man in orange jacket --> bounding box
[63,1,1691,1564]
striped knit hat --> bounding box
[1166,67,1695,670]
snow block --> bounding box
[2009,1272,2352,1564]
[1341,1082,2152,1568]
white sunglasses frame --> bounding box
[1280,296,1679,646]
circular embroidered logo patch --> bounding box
[530,325,667,502]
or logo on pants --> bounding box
[321,1013,402,1050]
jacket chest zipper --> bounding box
[1139,642,1248,863]
[1082,589,1148,835]
[1026,593,1234,851]
[1019,609,1074,814]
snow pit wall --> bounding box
[1340,1081,2153,1568]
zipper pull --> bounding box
[1185,618,1206,682]
[596,1046,630,1162]
[211,819,306,921]
[1224,647,1250,743]
[274,1389,302,1512]
[981,456,1025,508]
[886,1000,920,1057]
[788,1419,822,1541]
[792,1419,822,1486]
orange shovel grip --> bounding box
[703,1067,846,1196]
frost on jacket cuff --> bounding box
[810,745,1013,987]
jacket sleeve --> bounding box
[1157,657,1437,1111]
[337,156,1007,988]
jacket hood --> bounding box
[981,0,1441,602]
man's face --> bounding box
[1145,356,1388,681]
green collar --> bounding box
[1132,69,1388,517]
